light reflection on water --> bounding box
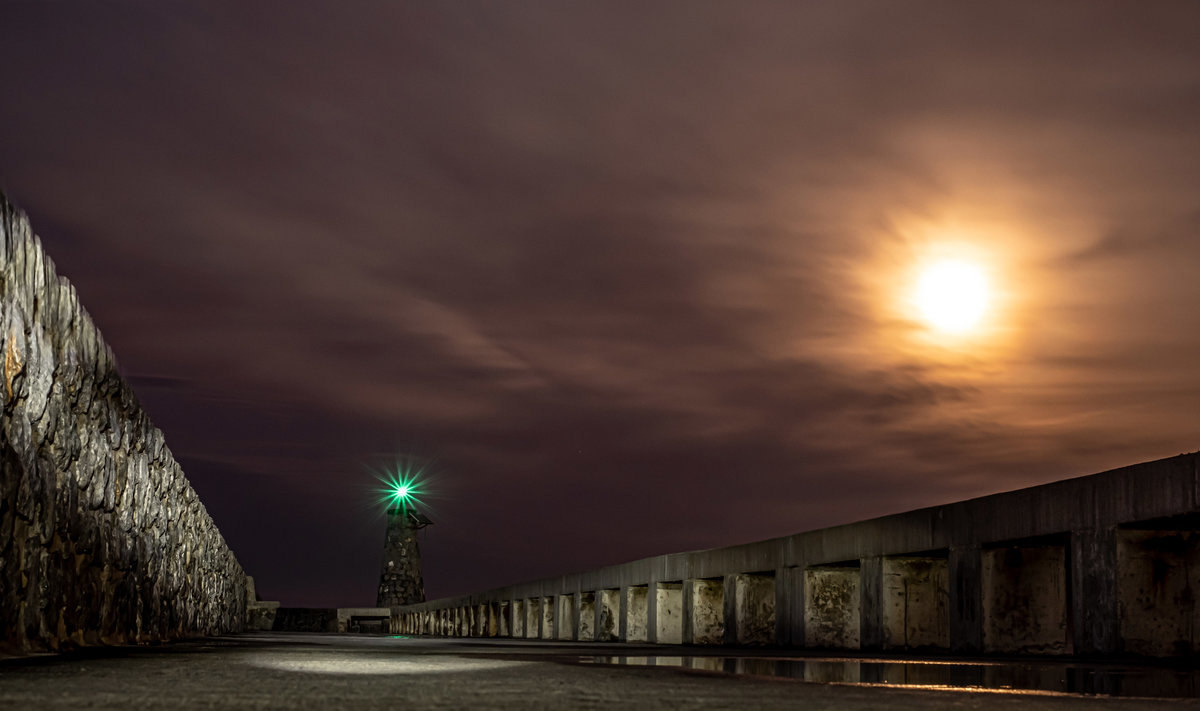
[584,655,1200,698]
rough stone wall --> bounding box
[0,195,247,652]
[376,508,425,607]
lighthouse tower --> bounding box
[377,505,430,607]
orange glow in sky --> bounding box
[912,258,990,335]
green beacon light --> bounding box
[380,468,425,513]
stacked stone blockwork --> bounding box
[0,194,248,652]
[377,507,425,607]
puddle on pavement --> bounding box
[582,655,1200,698]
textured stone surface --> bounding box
[375,508,425,607]
[0,194,247,652]
[805,566,861,649]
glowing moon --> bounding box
[913,259,990,334]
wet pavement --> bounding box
[0,633,1197,710]
[586,653,1200,698]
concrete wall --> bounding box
[805,566,860,649]
[1118,527,1200,656]
[981,542,1069,654]
[0,196,247,653]
[879,556,949,650]
[394,451,1200,657]
[685,579,724,644]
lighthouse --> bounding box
[376,479,431,607]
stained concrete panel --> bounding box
[541,597,555,640]
[655,583,683,644]
[687,579,725,644]
[881,557,949,650]
[734,574,776,645]
[804,566,860,649]
[556,596,574,640]
[577,593,595,641]
[512,601,526,638]
[499,602,511,637]
[1118,529,1200,656]
[981,544,1069,654]
[623,586,649,642]
[597,589,620,642]
[523,599,538,639]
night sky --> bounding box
[2,2,1199,606]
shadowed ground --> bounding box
[0,634,1195,710]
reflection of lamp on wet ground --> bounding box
[376,469,431,607]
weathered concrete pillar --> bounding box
[556,595,574,640]
[981,540,1069,653]
[487,602,499,637]
[777,566,803,647]
[1117,527,1200,656]
[499,601,511,637]
[621,586,649,642]
[683,578,724,644]
[1072,526,1119,655]
[541,597,555,640]
[525,598,539,639]
[732,573,776,645]
[722,575,738,645]
[949,544,982,653]
[804,565,860,649]
[596,589,619,642]
[651,582,683,644]
[880,556,949,650]
[576,592,595,641]
[859,556,884,651]
[512,600,525,638]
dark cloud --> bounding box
[1,1,1199,605]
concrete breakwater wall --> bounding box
[397,453,1200,657]
[0,194,247,652]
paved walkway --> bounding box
[0,634,1195,709]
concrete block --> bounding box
[525,598,539,639]
[622,586,649,642]
[880,556,949,650]
[653,582,683,644]
[733,574,775,645]
[596,589,619,642]
[556,595,573,640]
[981,542,1069,653]
[577,592,595,641]
[804,566,860,649]
[949,545,983,653]
[1118,528,1200,656]
[512,600,525,638]
[684,579,724,645]
[1072,527,1118,654]
[541,597,554,640]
